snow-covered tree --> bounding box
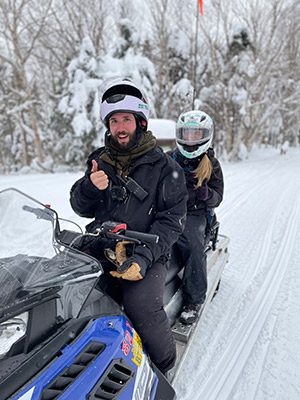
[0,0,53,169]
[146,0,196,118]
[52,37,102,166]
[0,0,299,170]
[0,64,17,172]
[98,0,157,117]
[193,0,299,160]
[275,1,300,147]
[196,20,256,159]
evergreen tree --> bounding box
[198,26,256,159]
[99,2,157,117]
[52,37,102,166]
[167,28,194,119]
[0,63,27,172]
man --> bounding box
[70,77,187,374]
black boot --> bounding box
[179,303,202,325]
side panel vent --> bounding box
[41,341,105,400]
[88,359,135,400]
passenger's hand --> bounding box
[90,159,109,190]
[195,180,209,201]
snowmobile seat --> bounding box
[163,246,183,306]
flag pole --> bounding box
[192,0,201,109]
[199,0,203,16]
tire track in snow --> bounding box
[181,177,291,399]
[174,162,289,400]
[219,159,283,224]
[210,165,288,328]
[195,186,300,400]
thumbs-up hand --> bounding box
[90,159,109,190]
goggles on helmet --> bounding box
[100,94,150,123]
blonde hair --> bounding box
[193,153,213,188]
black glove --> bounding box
[195,181,209,201]
[185,173,197,187]
[82,237,115,259]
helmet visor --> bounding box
[106,94,126,103]
[176,127,211,145]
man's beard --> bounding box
[111,132,137,150]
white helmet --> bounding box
[176,110,214,159]
[100,77,150,128]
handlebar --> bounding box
[121,229,159,245]
[23,205,159,249]
[58,222,159,251]
[94,221,159,246]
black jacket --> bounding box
[70,146,188,264]
[168,148,224,215]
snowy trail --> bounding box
[174,149,300,400]
[1,148,300,400]
[196,188,300,399]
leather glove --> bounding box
[104,241,132,267]
[110,255,147,281]
[109,242,151,281]
[115,241,130,265]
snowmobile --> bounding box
[0,188,229,399]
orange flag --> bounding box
[199,0,203,15]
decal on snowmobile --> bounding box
[16,387,35,400]
[132,331,143,367]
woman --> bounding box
[169,110,224,324]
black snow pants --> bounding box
[174,213,207,305]
[99,261,176,374]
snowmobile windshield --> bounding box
[0,188,101,321]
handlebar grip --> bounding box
[124,230,159,246]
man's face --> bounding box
[109,112,137,148]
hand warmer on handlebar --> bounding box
[82,236,116,259]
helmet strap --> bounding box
[134,115,147,132]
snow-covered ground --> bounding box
[1,147,300,399]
